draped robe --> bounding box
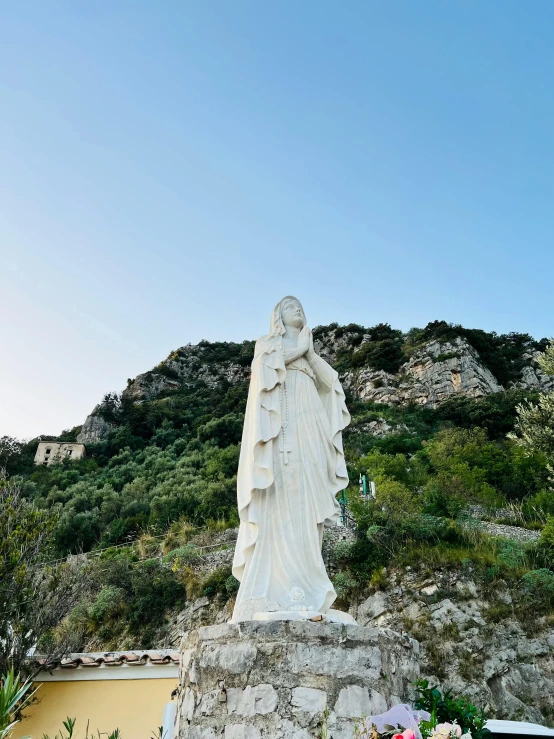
[231,330,351,622]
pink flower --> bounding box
[402,729,416,739]
[393,733,405,739]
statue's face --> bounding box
[281,299,305,329]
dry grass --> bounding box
[161,518,196,554]
[135,532,160,558]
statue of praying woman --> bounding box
[231,296,356,624]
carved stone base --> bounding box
[176,620,419,739]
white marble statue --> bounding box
[231,296,355,624]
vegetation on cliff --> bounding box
[1,321,553,651]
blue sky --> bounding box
[1,1,553,439]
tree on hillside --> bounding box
[0,474,87,678]
[509,341,554,484]
[0,438,23,470]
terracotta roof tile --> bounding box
[80,657,101,668]
[33,650,179,671]
[102,655,121,666]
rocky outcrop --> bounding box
[513,351,554,393]
[351,418,409,437]
[79,330,552,432]
[314,329,367,366]
[122,345,251,403]
[344,339,503,408]
[352,567,554,724]
[177,621,419,738]
[76,407,116,444]
[123,372,182,402]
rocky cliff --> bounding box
[352,567,554,725]
[341,338,503,408]
[77,324,550,444]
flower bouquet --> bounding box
[353,681,490,739]
[354,707,472,739]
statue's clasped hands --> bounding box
[298,326,316,362]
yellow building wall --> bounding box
[17,678,178,739]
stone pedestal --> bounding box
[177,620,419,739]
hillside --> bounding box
[3,319,554,721]
[3,318,553,555]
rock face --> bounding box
[76,407,116,444]
[344,339,503,408]
[123,344,251,402]
[352,568,554,724]
[513,351,554,393]
[352,418,409,438]
[177,621,419,739]
[123,372,182,401]
[78,329,552,433]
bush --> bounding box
[496,539,527,571]
[400,514,452,542]
[225,575,240,595]
[127,559,184,628]
[197,414,244,447]
[422,477,465,518]
[342,535,384,580]
[163,544,200,569]
[88,586,126,624]
[201,566,234,598]
[332,540,356,561]
[374,475,419,524]
[335,324,404,374]
[526,490,554,520]
[522,568,554,605]
[540,515,554,548]
[332,572,358,600]
[414,679,490,739]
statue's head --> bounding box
[281,297,306,329]
[269,296,306,336]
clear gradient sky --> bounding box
[1,1,553,440]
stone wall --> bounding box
[177,620,419,739]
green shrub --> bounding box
[434,352,459,363]
[496,539,527,571]
[163,545,199,569]
[400,514,452,541]
[527,491,554,520]
[522,568,554,605]
[332,572,358,600]
[201,566,234,598]
[374,475,419,524]
[197,414,244,447]
[88,586,126,624]
[343,535,384,580]
[414,679,490,739]
[422,478,465,518]
[127,559,184,629]
[225,575,240,595]
[332,540,356,561]
[540,515,554,548]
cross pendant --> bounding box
[280,440,292,465]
